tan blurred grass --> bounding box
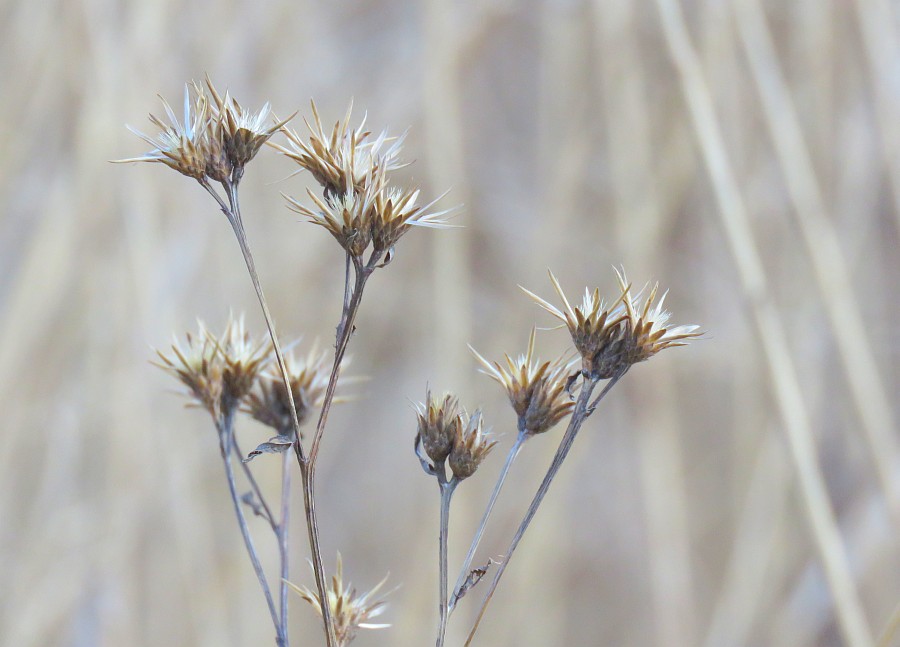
[2,0,899,645]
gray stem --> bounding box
[464,372,625,645]
[449,430,527,613]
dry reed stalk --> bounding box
[733,0,900,527]
[594,1,699,643]
[653,0,873,644]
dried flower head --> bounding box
[244,341,332,434]
[155,316,271,419]
[522,270,632,379]
[115,86,211,179]
[469,328,576,435]
[287,553,390,647]
[202,76,293,175]
[615,269,702,364]
[449,410,496,480]
[273,100,406,199]
[369,183,455,253]
[285,183,377,258]
[415,390,460,466]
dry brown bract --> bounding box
[155,316,271,420]
[286,553,390,647]
[448,410,496,480]
[469,328,576,435]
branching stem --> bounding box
[464,371,625,645]
[217,409,284,646]
[449,430,527,613]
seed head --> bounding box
[521,270,631,379]
[273,100,406,199]
[202,76,293,174]
[370,183,455,253]
[244,341,332,435]
[469,328,576,435]
[115,86,212,179]
[285,182,377,258]
[615,269,703,364]
[415,390,460,465]
[155,315,271,419]
[449,410,496,480]
[286,553,390,647]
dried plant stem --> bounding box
[200,178,336,647]
[449,430,527,613]
[465,372,623,645]
[279,449,292,646]
[653,1,873,644]
[436,476,459,647]
[876,600,900,647]
[217,410,284,646]
[733,0,900,527]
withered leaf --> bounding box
[242,434,294,463]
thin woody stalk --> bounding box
[436,477,458,647]
[217,408,285,646]
[202,178,337,647]
[279,449,292,644]
[449,430,527,612]
[464,372,625,645]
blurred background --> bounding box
[2,0,900,645]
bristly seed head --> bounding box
[244,341,333,435]
[115,86,211,179]
[448,410,496,480]
[521,270,631,379]
[469,327,576,435]
[415,390,460,465]
[285,182,377,258]
[202,76,293,174]
[614,268,703,365]
[272,100,407,200]
[155,315,272,420]
[286,552,390,647]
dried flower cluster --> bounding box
[415,391,495,481]
[155,316,271,419]
[245,343,332,435]
[116,77,288,185]
[279,103,453,262]
[522,269,701,380]
[287,553,390,647]
[469,328,576,435]
[123,78,703,647]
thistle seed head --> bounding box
[244,341,332,435]
[449,410,496,480]
[155,315,271,419]
[115,86,212,179]
[521,270,631,379]
[615,269,703,365]
[273,100,406,199]
[469,328,576,435]
[415,390,460,465]
[286,553,390,647]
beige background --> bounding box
[2,0,899,645]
